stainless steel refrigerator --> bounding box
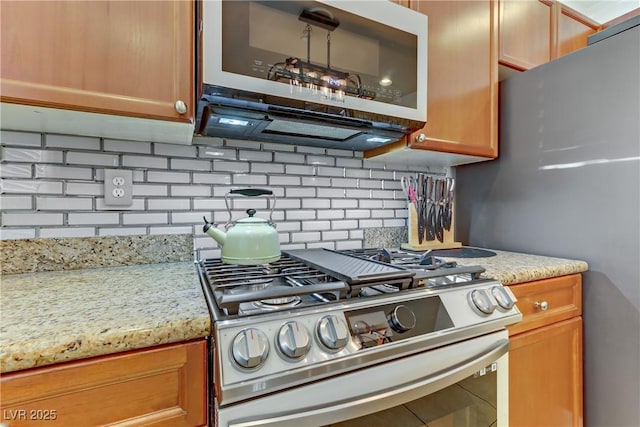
[455,22,640,427]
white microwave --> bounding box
[197,0,428,150]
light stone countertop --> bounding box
[0,261,211,373]
[434,248,589,285]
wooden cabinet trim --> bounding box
[508,273,582,336]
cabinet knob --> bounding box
[535,301,549,311]
[174,100,188,114]
[415,133,427,143]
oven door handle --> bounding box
[228,338,509,427]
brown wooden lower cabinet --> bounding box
[0,339,207,427]
[508,274,583,427]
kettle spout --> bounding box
[203,216,226,246]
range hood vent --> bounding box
[196,86,423,151]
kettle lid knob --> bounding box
[246,209,256,217]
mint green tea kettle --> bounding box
[202,188,280,265]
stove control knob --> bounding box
[491,285,518,310]
[231,328,269,369]
[317,315,349,351]
[388,305,416,333]
[277,321,311,360]
[470,289,497,315]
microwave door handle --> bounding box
[229,339,509,427]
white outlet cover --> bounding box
[104,169,133,208]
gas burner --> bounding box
[253,296,301,310]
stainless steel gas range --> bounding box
[197,248,522,427]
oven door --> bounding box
[216,330,510,427]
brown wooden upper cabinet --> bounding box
[365,0,498,164]
[498,0,598,72]
[0,1,194,123]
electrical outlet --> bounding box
[104,169,133,207]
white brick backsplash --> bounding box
[331,220,359,230]
[45,134,100,150]
[252,163,285,174]
[66,152,119,167]
[2,131,42,147]
[307,241,335,249]
[359,219,384,228]
[98,227,147,236]
[270,176,300,186]
[332,178,358,188]
[0,229,36,239]
[193,199,227,210]
[321,230,348,240]
[36,196,93,210]
[360,200,384,209]
[104,139,151,154]
[35,165,93,180]
[1,164,32,178]
[2,179,63,194]
[286,187,315,198]
[213,160,250,173]
[192,173,231,185]
[302,199,330,209]
[336,158,362,168]
[149,226,195,235]
[291,231,320,243]
[199,146,237,159]
[285,164,315,175]
[345,168,371,178]
[238,150,272,162]
[171,185,211,197]
[40,227,96,238]
[147,170,190,183]
[306,155,334,166]
[346,209,371,219]
[302,220,331,231]
[301,176,331,187]
[96,199,146,211]
[69,212,119,225]
[263,142,295,152]
[1,131,448,255]
[331,199,358,209]
[286,210,316,220]
[233,174,267,185]
[1,147,63,163]
[123,155,167,169]
[171,211,208,224]
[336,240,362,250]
[155,143,198,157]
[171,158,211,171]
[147,198,191,210]
[317,210,345,220]
[123,212,168,225]
[1,195,32,210]
[133,184,168,196]
[2,212,63,226]
[65,182,102,196]
[327,148,354,157]
[275,152,305,164]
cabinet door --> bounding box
[499,0,553,70]
[0,1,194,123]
[409,0,498,158]
[557,9,597,57]
[509,317,583,427]
[0,340,207,427]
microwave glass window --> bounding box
[221,1,418,109]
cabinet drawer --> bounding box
[507,274,582,335]
[0,340,207,427]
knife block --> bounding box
[401,202,462,251]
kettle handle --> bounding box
[223,188,277,228]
